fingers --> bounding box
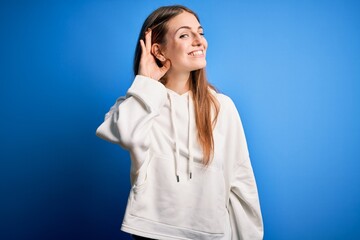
[144,28,152,53]
[139,39,146,54]
[160,59,171,74]
[140,29,152,55]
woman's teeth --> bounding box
[189,50,203,56]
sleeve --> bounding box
[223,96,264,240]
[95,75,167,150]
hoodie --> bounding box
[96,75,263,240]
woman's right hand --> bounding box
[138,29,171,81]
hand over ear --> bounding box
[138,29,171,80]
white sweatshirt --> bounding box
[96,75,263,240]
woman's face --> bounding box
[162,11,208,73]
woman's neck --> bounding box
[165,71,190,95]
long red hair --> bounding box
[133,5,219,165]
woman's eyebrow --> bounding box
[175,26,203,34]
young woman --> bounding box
[96,5,263,240]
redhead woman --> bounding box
[96,5,263,240]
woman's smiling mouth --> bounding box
[188,50,204,56]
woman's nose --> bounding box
[192,33,203,46]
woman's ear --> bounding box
[151,43,166,62]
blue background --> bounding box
[1,0,359,239]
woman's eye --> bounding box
[180,34,189,39]
[200,32,205,36]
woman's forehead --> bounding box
[167,12,201,33]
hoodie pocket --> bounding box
[129,153,227,235]
[131,152,152,194]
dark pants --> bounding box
[132,234,157,240]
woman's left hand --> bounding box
[138,29,171,81]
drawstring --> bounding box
[168,92,194,182]
[188,92,194,180]
[169,94,180,182]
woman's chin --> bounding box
[171,61,207,73]
[190,61,207,71]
